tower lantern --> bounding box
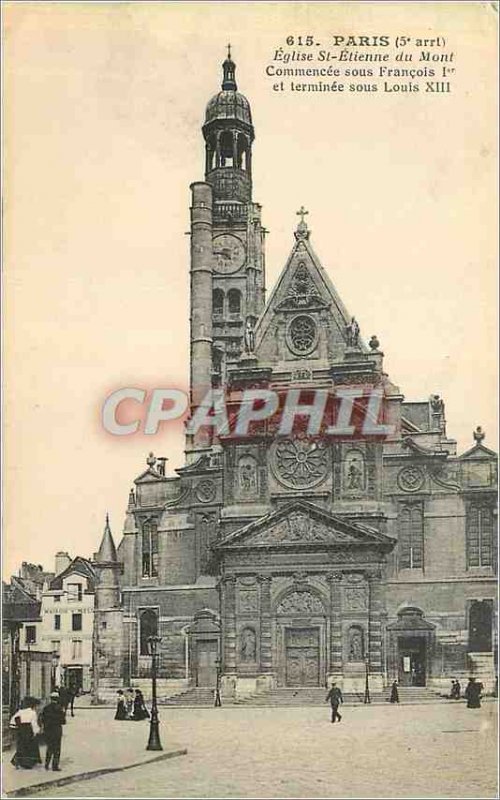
[202,48,255,202]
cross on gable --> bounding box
[296,206,309,224]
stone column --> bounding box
[222,575,237,674]
[367,569,385,692]
[257,575,274,690]
[326,572,343,683]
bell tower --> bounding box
[189,48,266,427]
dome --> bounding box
[205,90,253,127]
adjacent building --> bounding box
[40,553,97,693]
[92,51,497,701]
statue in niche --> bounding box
[240,628,257,662]
[345,451,365,491]
[349,628,364,661]
[244,318,255,354]
[239,456,258,496]
[345,317,360,347]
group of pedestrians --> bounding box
[325,675,486,723]
[114,688,150,721]
[10,690,67,772]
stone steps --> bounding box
[161,688,217,706]
[234,688,373,706]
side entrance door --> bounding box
[194,640,218,687]
[285,628,320,687]
[398,637,426,686]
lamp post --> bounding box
[26,641,32,697]
[146,635,163,751]
[364,655,371,704]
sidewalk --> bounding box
[2,708,187,797]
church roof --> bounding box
[205,90,252,126]
[204,48,253,128]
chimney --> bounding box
[55,551,71,575]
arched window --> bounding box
[213,289,224,317]
[467,504,494,567]
[398,504,424,569]
[142,519,159,578]
[139,609,158,656]
[228,289,241,315]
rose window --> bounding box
[271,438,328,489]
[288,315,317,355]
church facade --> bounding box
[93,52,497,701]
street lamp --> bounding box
[146,635,163,751]
[364,655,371,704]
[26,641,32,697]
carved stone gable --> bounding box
[248,511,354,546]
[276,262,328,311]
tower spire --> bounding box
[222,45,237,91]
[97,514,117,563]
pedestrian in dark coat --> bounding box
[41,692,65,771]
[464,677,483,709]
[132,689,150,720]
[325,683,343,723]
[390,680,399,703]
[455,679,461,700]
[114,691,128,720]
[10,697,42,769]
[125,688,134,719]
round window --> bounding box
[288,314,318,356]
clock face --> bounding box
[212,234,246,274]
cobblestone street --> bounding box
[17,701,498,799]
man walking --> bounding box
[326,682,343,723]
[41,692,65,771]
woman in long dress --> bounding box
[10,697,42,769]
[114,690,128,720]
[132,689,150,720]
[389,681,399,704]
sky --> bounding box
[3,2,498,578]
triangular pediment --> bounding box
[134,467,165,484]
[254,233,368,366]
[459,442,497,461]
[215,500,395,550]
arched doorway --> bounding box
[275,589,327,687]
[187,609,220,687]
[386,607,435,687]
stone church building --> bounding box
[93,52,497,701]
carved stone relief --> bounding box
[277,590,325,616]
[342,575,368,612]
[343,449,366,494]
[397,466,426,493]
[238,588,258,614]
[237,455,259,499]
[195,479,217,504]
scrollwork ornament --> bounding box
[397,466,425,493]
